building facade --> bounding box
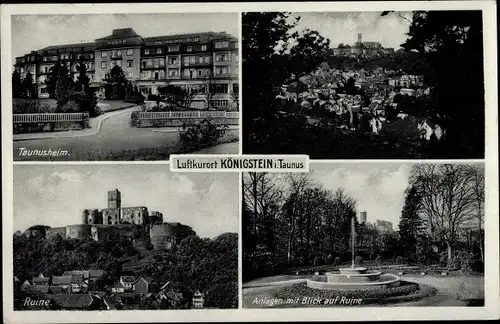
[14,28,239,110]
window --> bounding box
[216,67,230,75]
[44,66,49,73]
[183,69,190,77]
[198,69,203,76]
[201,45,207,51]
[204,56,210,64]
[114,60,122,67]
[198,56,204,63]
[216,54,229,62]
[154,58,160,68]
[127,60,133,67]
[122,39,126,44]
[156,48,162,54]
[127,72,133,77]
[144,49,150,55]
[169,57,178,65]
[215,41,229,49]
[169,69,178,76]
[186,46,193,52]
[101,61,107,69]
[235,41,239,49]
[190,56,196,64]
[41,87,49,94]
[159,58,165,67]
[235,54,239,62]
[168,45,179,52]
[90,53,94,59]
[20,68,24,73]
[233,83,239,94]
[101,52,107,58]
[52,56,58,61]
[43,57,48,62]
[127,49,133,56]
[183,56,189,65]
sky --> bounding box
[13,165,239,239]
[308,163,411,230]
[290,11,413,49]
[10,13,238,66]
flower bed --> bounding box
[270,281,437,306]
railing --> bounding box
[137,111,239,120]
[13,113,88,123]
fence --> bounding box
[132,111,239,128]
[13,113,90,134]
[13,113,89,123]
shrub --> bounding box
[354,256,363,266]
[148,94,161,102]
[179,119,228,148]
[333,256,341,266]
[13,99,53,114]
[396,256,405,265]
[58,100,80,113]
[375,255,383,265]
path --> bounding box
[191,141,239,154]
[242,275,484,308]
[13,108,239,160]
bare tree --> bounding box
[470,164,485,261]
[409,164,477,262]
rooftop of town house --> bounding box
[51,294,94,309]
[38,42,96,52]
[52,275,72,286]
[120,276,136,283]
[95,28,141,41]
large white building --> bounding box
[14,28,239,110]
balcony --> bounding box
[140,65,166,70]
[181,61,211,67]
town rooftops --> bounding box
[51,294,94,309]
[52,275,72,286]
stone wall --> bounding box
[66,224,92,239]
[46,227,67,240]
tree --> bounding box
[12,70,23,98]
[44,60,63,99]
[408,164,478,262]
[104,65,128,100]
[243,12,299,151]
[54,61,73,107]
[398,185,425,260]
[75,58,91,94]
[470,165,485,262]
[157,84,193,110]
[398,11,485,158]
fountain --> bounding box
[306,216,400,290]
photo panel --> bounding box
[11,164,239,310]
[242,162,486,308]
[242,11,485,159]
[10,13,240,161]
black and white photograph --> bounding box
[242,11,485,159]
[12,165,239,310]
[242,163,485,308]
[11,13,239,161]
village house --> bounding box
[192,290,205,308]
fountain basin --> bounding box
[307,274,400,290]
[339,267,367,275]
[326,270,381,283]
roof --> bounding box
[52,276,72,286]
[33,277,50,285]
[63,270,90,279]
[133,276,154,285]
[71,274,85,284]
[96,28,140,41]
[145,31,234,43]
[39,42,95,52]
[51,294,93,309]
[89,270,104,278]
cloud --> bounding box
[13,166,239,238]
[290,11,412,49]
